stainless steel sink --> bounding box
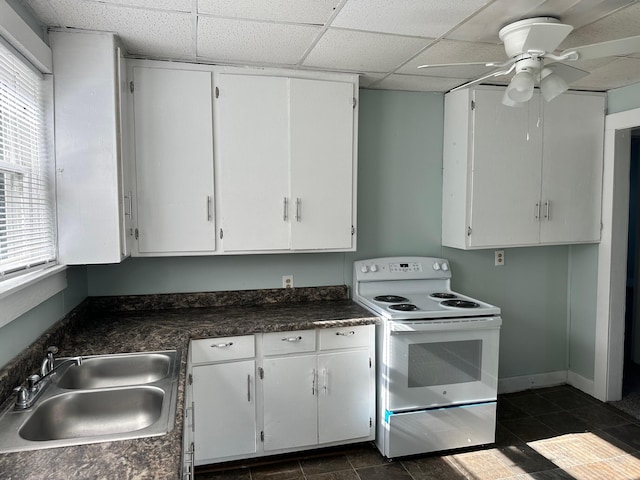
[19,387,165,441]
[56,352,173,389]
[0,350,180,453]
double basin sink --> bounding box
[0,350,180,453]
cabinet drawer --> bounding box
[263,330,316,355]
[191,335,255,363]
[319,325,371,350]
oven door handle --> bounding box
[389,318,502,333]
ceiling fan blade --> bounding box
[521,23,574,55]
[417,61,498,69]
[560,35,640,60]
[545,62,589,84]
[449,66,515,93]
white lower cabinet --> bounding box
[186,325,374,470]
[263,354,318,451]
[193,361,257,461]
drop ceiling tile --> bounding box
[368,74,470,92]
[303,28,429,73]
[197,16,320,65]
[197,0,339,25]
[570,57,640,90]
[25,0,64,25]
[33,0,193,59]
[559,2,640,51]
[91,0,191,11]
[445,0,579,44]
[332,0,489,38]
[397,39,506,78]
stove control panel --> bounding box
[354,257,452,281]
[389,262,422,273]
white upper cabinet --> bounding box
[442,86,604,249]
[215,74,290,252]
[214,70,358,253]
[52,30,133,264]
[131,66,215,255]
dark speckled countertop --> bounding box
[0,286,378,480]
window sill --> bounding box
[0,265,67,329]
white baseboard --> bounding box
[567,370,595,396]
[498,370,568,394]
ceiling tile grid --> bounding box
[20,0,640,93]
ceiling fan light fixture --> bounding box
[540,70,569,102]
[501,89,524,107]
[506,70,535,102]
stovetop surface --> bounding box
[353,256,501,320]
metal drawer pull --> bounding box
[283,197,288,221]
[295,198,301,222]
[282,336,303,342]
[535,202,541,220]
[124,191,133,217]
[336,331,355,336]
[210,342,233,348]
[247,374,251,402]
[206,196,213,221]
[545,200,551,220]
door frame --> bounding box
[595,107,640,401]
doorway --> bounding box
[624,132,640,396]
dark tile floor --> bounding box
[196,385,640,480]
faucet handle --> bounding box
[46,346,59,355]
[27,374,40,391]
[13,386,28,407]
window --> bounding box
[0,41,55,279]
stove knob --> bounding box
[360,265,369,273]
[432,262,441,271]
[441,262,449,271]
[370,264,379,272]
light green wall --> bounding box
[87,89,571,380]
[608,82,640,114]
[568,244,599,379]
[0,266,87,367]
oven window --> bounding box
[408,340,482,387]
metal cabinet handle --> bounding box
[282,336,303,342]
[206,196,212,221]
[191,402,195,433]
[295,198,301,222]
[124,191,133,217]
[210,342,233,348]
[283,197,288,221]
[247,374,251,402]
[312,368,316,395]
[336,331,355,337]
[323,368,328,394]
[544,200,551,220]
[535,202,541,221]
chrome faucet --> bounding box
[14,355,82,410]
[40,345,59,376]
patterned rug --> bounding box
[610,391,640,421]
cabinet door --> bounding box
[215,74,290,251]
[52,31,127,264]
[317,350,372,444]
[133,67,215,254]
[290,79,355,250]
[262,355,317,451]
[540,93,604,244]
[192,361,256,463]
[117,47,134,258]
[468,89,544,247]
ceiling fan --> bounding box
[418,17,640,106]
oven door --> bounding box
[387,318,500,411]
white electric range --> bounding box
[353,256,502,458]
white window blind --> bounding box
[0,41,55,279]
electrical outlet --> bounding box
[282,275,294,288]
[495,250,505,267]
